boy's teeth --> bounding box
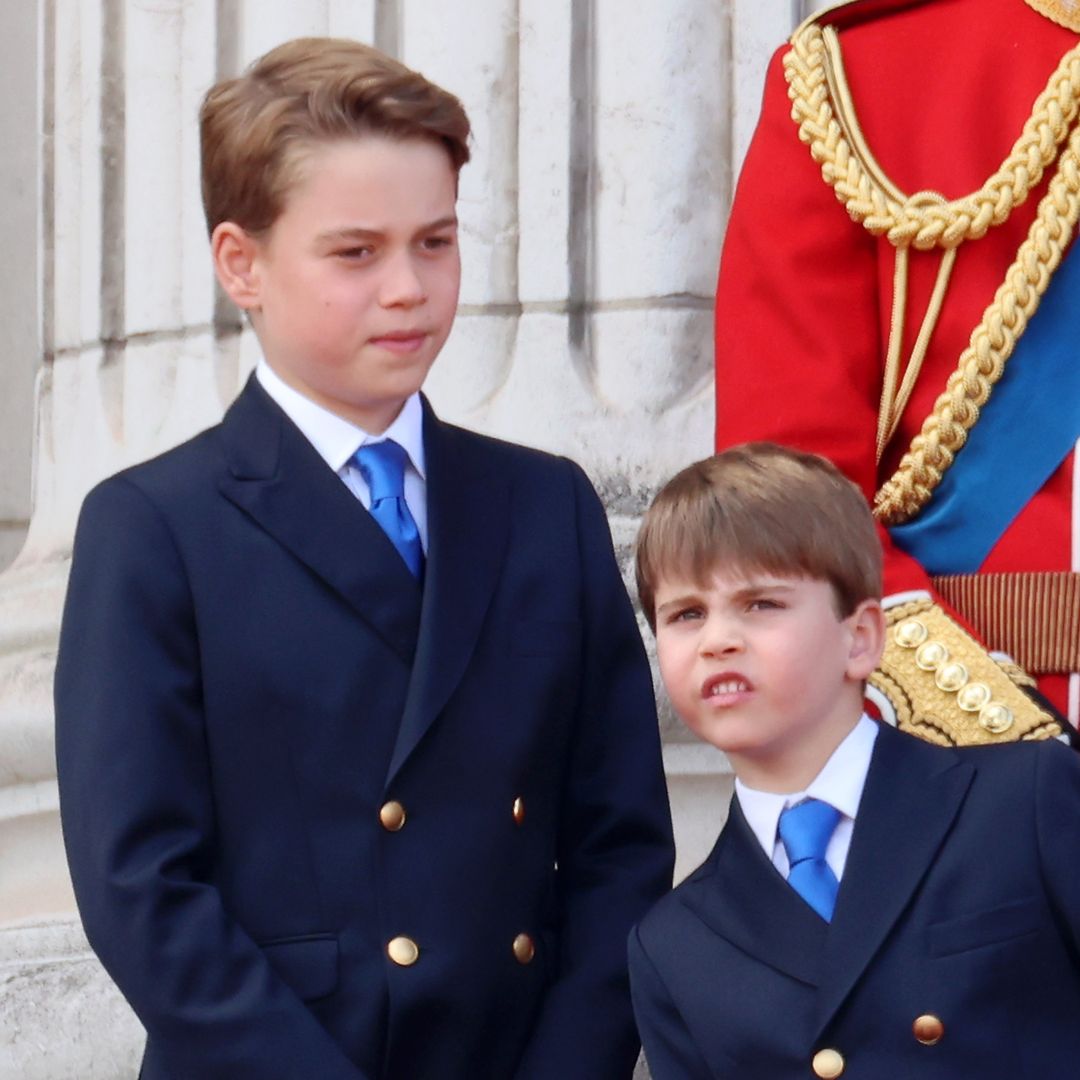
[712,680,746,695]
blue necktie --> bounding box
[778,798,841,921]
[354,440,424,579]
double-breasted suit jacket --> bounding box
[55,376,674,1080]
[630,722,1080,1079]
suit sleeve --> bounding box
[628,925,719,1080]
[512,461,675,1080]
[54,477,368,1080]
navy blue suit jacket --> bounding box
[55,377,674,1079]
[630,722,1080,1079]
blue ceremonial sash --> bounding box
[889,237,1080,575]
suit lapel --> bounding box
[386,402,510,782]
[813,724,974,1033]
[680,797,828,988]
[217,377,422,666]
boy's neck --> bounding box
[730,706,865,795]
[259,355,407,435]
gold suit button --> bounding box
[512,933,535,964]
[913,1013,945,1045]
[811,1048,845,1078]
[512,797,526,825]
[387,936,419,966]
[379,800,407,832]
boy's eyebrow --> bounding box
[654,592,702,616]
[316,215,459,244]
[652,596,695,613]
[730,581,796,598]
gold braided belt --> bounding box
[784,23,1080,526]
[932,571,1080,675]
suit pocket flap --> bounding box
[928,898,1041,957]
[260,934,339,1001]
[512,619,581,656]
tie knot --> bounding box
[778,798,841,867]
[354,439,408,502]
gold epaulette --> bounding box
[870,598,1061,746]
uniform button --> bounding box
[811,1048,845,1078]
[387,936,419,966]
[512,797,526,825]
[979,702,1014,735]
[379,800,407,832]
[957,681,992,712]
[512,933,535,964]
[913,1014,944,1045]
[915,640,949,671]
[894,619,929,648]
[934,661,969,693]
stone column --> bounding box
[0,2,803,1073]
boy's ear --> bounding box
[211,222,262,311]
[845,598,886,681]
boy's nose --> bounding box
[700,617,743,657]
[380,252,426,307]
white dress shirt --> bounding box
[735,714,879,883]
[255,359,428,552]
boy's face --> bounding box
[653,568,883,792]
[219,135,460,434]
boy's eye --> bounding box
[337,246,374,260]
[747,598,782,612]
[665,606,703,624]
[422,234,455,251]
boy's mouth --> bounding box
[370,330,428,353]
[701,673,753,704]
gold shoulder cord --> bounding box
[783,24,1080,525]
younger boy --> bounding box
[55,39,673,1080]
[628,443,1080,1080]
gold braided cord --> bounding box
[784,25,1080,250]
[874,125,1080,523]
[874,239,958,462]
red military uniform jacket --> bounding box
[715,0,1080,742]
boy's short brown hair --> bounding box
[200,37,471,236]
[636,442,882,630]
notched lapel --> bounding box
[386,405,510,781]
[813,725,974,1034]
[217,378,422,666]
[680,799,828,988]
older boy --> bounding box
[629,443,1080,1079]
[55,39,673,1080]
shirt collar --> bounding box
[735,713,879,857]
[256,358,426,479]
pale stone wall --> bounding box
[0,2,830,1075]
